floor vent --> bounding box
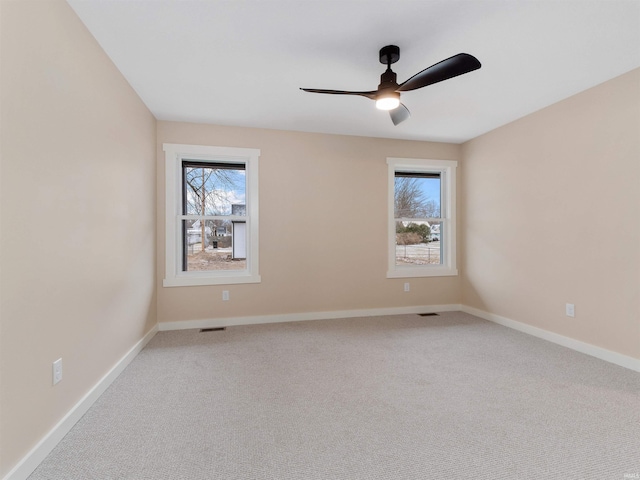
[418,313,439,317]
[200,327,226,332]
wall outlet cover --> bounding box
[566,303,575,317]
[53,358,63,385]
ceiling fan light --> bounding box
[376,93,400,111]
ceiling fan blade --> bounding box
[397,53,481,92]
[300,88,377,100]
[389,103,410,126]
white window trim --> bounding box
[163,143,261,287]
[387,157,458,278]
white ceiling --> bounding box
[67,0,640,144]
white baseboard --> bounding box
[4,325,159,480]
[158,304,463,331]
[460,305,640,372]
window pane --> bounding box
[394,174,440,218]
[183,164,246,216]
[395,221,442,265]
[182,219,246,272]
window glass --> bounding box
[182,163,246,216]
[181,162,247,273]
[394,173,441,266]
[395,221,442,266]
[394,173,440,218]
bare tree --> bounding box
[394,177,439,218]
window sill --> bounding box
[387,267,458,278]
[163,273,261,287]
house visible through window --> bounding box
[387,158,457,278]
[164,144,260,287]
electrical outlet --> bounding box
[222,290,230,301]
[566,303,575,318]
[404,282,410,292]
[53,358,63,385]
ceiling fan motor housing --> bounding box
[378,68,398,91]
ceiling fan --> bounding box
[300,45,481,126]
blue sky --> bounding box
[419,178,440,205]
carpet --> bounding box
[28,312,640,479]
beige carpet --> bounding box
[29,312,640,479]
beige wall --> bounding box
[461,68,640,359]
[157,122,461,324]
[0,1,157,476]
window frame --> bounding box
[163,143,260,287]
[387,157,458,278]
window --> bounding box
[163,144,260,287]
[387,158,457,278]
